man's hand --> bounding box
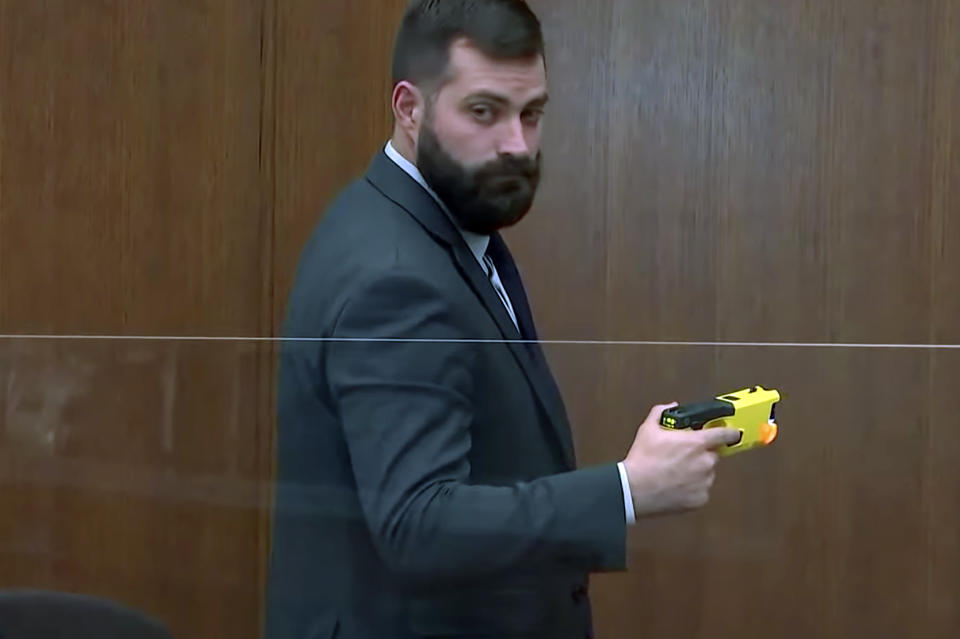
[622,403,742,517]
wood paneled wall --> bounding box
[0,0,957,637]
[519,1,960,637]
[270,0,408,329]
[2,1,280,637]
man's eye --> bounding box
[471,105,495,121]
[522,109,544,125]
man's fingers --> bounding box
[643,402,678,426]
[699,427,742,449]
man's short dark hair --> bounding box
[392,0,545,92]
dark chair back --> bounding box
[0,590,170,639]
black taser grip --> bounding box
[661,399,735,430]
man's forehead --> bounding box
[445,39,546,94]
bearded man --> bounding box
[266,2,738,638]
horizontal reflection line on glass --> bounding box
[0,335,958,349]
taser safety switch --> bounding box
[660,385,781,456]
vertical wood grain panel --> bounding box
[500,1,960,637]
[271,0,408,330]
[0,1,271,637]
[0,0,266,336]
[256,1,279,634]
[927,1,960,636]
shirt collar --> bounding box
[384,140,490,265]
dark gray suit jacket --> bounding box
[266,148,627,639]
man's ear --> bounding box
[392,81,426,138]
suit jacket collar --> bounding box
[381,141,491,265]
[365,147,462,249]
[364,148,576,468]
[365,149,523,344]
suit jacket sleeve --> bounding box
[325,267,627,585]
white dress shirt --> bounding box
[383,141,635,525]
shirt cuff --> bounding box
[617,462,635,524]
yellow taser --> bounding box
[660,386,781,456]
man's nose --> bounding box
[497,116,530,156]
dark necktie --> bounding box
[484,233,539,344]
[484,234,572,460]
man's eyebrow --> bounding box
[462,92,550,108]
[463,91,511,106]
[525,93,549,108]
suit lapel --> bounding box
[484,234,577,467]
[365,150,576,469]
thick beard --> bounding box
[416,117,541,236]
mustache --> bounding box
[474,153,541,182]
